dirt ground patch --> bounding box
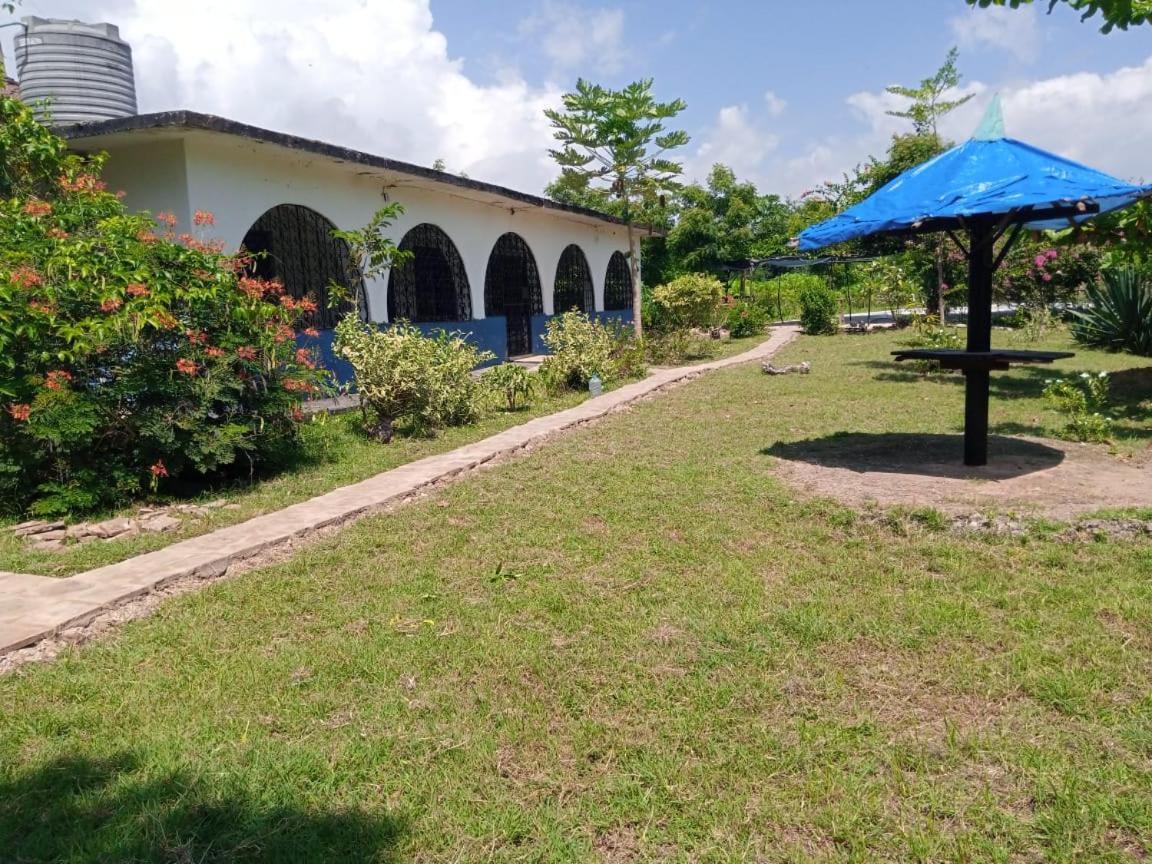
[767,432,1152,520]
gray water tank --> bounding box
[14,17,137,126]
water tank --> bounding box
[14,17,137,126]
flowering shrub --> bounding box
[334,317,492,441]
[1043,372,1113,443]
[996,241,1100,308]
[0,93,327,515]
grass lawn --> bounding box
[1,327,1150,862]
[0,334,767,579]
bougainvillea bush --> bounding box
[0,94,328,515]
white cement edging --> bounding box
[0,328,798,658]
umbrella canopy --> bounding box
[798,97,1152,252]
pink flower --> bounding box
[150,460,168,478]
[1041,273,1053,282]
[1034,254,1047,268]
[1045,249,1058,260]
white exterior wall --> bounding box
[98,130,632,323]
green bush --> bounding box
[798,283,839,335]
[0,93,325,516]
[755,273,825,321]
[1043,372,1113,443]
[725,299,770,338]
[334,318,492,441]
[645,330,718,365]
[1070,267,1152,356]
[650,273,724,331]
[539,310,616,390]
[484,362,535,411]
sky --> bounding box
[2,0,1150,200]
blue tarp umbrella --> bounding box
[798,97,1152,465]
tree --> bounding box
[545,78,690,337]
[966,0,1151,32]
[884,48,974,322]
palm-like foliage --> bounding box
[1070,268,1152,355]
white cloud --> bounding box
[763,89,787,117]
[950,5,1042,63]
[518,2,626,76]
[3,0,567,195]
[687,104,781,185]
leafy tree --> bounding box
[545,78,690,337]
[885,48,974,138]
[966,0,1151,32]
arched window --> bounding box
[553,244,595,314]
[604,251,633,311]
[485,233,543,357]
[387,224,472,322]
[240,204,362,329]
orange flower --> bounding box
[193,210,216,226]
[154,311,180,330]
[100,297,123,313]
[235,346,258,361]
[294,347,316,369]
[23,199,52,217]
[47,227,69,240]
[137,230,157,244]
[273,324,296,343]
[58,173,106,193]
[150,459,168,477]
[302,327,320,338]
[279,295,298,310]
[282,378,313,392]
[185,330,208,345]
[155,211,178,227]
[291,406,305,422]
[7,403,31,422]
[205,346,226,359]
[45,370,73,391]
[126,283,149,297]
[30,299,56,315]
[11,265,42,289]
[175,358,199,376]
[297,297,318,314]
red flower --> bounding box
[279,295,298,310]
[126,282,149,297]
[273,324,296,343]
[23,199,52,217]
[297,298,318,314]
[235,346,258,361]
[150,460,168,478]
[58,173,106,193]
[302,327,320,338]
[185,330,208,345]
[7,403,31,422]
[154,311,180,330]
[176,358,199,376]
[155,211,178,227]
[137,230,157,244]
[282,378,312,392]
[291,406,305,422]
[294,347,317,369]
[30,300,56,315]
[45,370,73,391]
[11,265,42,289]
[101,297,123,313]
[193,209,216,226]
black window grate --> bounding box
[604,251,632,311]
[240,204,362,329]
[484,233,543,317]
[387,223,472,322]
[553,244,595,314]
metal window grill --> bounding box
[241,204,362,329]
[604,251,632,311]
[553,244,594,314]
[387,223,472,322]
[484,233,543,317]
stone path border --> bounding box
[0,327,798,663]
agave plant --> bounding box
[1070,267,1152,356]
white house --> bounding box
[59,111,636,376]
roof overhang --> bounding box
[58,110,630,231]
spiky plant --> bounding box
[1070,268,1152,356]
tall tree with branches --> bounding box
[545,78,689,337]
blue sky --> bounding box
[4,0,1151,197]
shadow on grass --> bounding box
[0,753,407,863]
[762,432,1065,480]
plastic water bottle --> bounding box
[588,374,603,398]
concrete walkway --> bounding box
[0,327,798,658]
